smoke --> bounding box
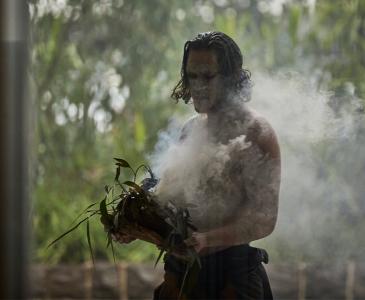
[151,113,254,230]
[250,72,365,263]
[149,71,365,263]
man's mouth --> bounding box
[193,95,209,102]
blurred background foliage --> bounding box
[29,0,365,264]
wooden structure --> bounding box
[30,261,365,299]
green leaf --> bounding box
[188,248,202,269]
[106,234,112,248]
[134,164,148,182]
[115,166,121,182]
[113,212,119,228]
[100,215,112,228]
[154,248,165,268]
[123,181,144,194]
[179,265,190,300]
[70,200,99,226]
[114,158,131,168]
[176,211,184,235]
[180,260,200,297]
[47,217,89,248]
[99,197,108,218]
[110,238,116,264]
[86,219,95,265]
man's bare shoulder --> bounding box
[244,109,280,160]
[180,114,205,141]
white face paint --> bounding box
[186,49,228,114]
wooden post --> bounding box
[298,262,307,300]
[345,260,355,300]
[0,0,29,298]
[44,265,51,300]
[117,262,129,300]
[84,261,93,300]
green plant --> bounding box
[48,157,201,297]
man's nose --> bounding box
[191,82,209,92]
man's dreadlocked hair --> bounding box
[171,31,252,103]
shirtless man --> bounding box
[115,31,281,299]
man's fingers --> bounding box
[184,237,198,246]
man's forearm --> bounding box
[203,214,276,248]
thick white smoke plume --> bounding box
[250,72,365,262]
[149,71,365,262]
[151,110,265,231]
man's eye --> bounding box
[204,74,216,80]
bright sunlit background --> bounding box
[29,0,365,272]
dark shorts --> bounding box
[154,244,273,300]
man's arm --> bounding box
[186,119,281,251]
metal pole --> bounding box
[0,0,29,298]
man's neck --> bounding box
[206,101,247,127]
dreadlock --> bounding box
[171,31,252,103]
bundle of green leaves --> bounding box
[48,158,201,270]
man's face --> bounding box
[186,49,227,114]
